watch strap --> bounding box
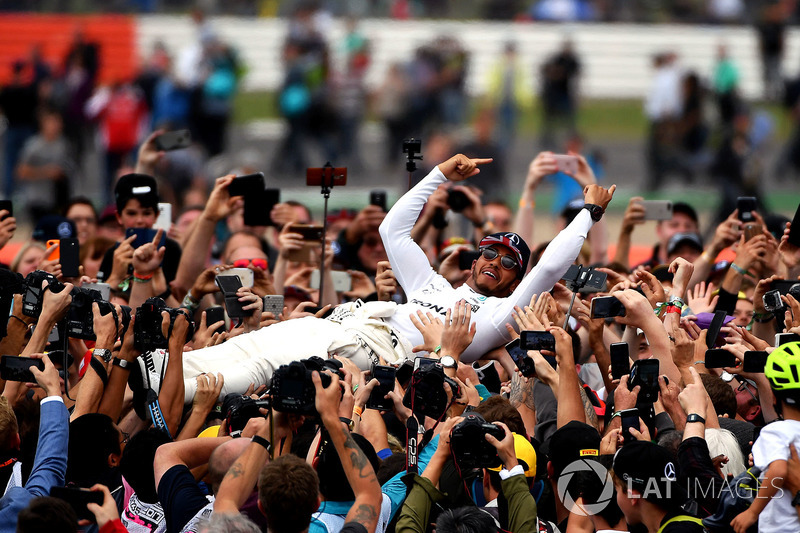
[582,203,604,222]
[252,435,271,453]
[686,413,706,425]
[112,357,132,370]
[93,348,113,364]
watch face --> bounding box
[440,356,456,368]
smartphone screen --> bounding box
[609,342,631,380]
[704,349,739,369]
[520,330,556,352]
[776,333,800,347]
[630,359,659,403]
[59,238,80,278]
[125,228,166,250]
[789,203,800,248]
[621,410,640,444]
[366,365,396,410]
[706,310,728,349]
[506,338,536,377]
[205,306,226,336]
[370,190,387,211]
[743,351,768,373]
[591,296,626,319]
[228,173,264,197]
[737,197,757,222]
[0,355,44,382]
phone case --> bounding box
[60,238,80,278]
[640,200,673,221]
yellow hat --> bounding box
[488,433,537,478]
[198,425,221,438]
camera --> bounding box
[562,264,607,293]
[402,362,460,420]
[763,289,783,313]
[22,270,64,318]
[447,189,470,213]
[65,286,113,340]
[450,413,505,469]
[222,393,271,437]
[134,297,195,352]
[271,357,342,416]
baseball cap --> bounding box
[667,232,703,257]
[478,232,531,279]
[613,440,687,508]
[115,173,159,212]
[487,433,537,478]
[546,421,601,477]
[32,215,76,242]
[672,202,698,224]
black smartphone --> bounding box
[776,332,800,347]
[590,296,626,319]
[228,173,265,197]
[395,360,414,389]
[125,227,166,250]
[520,330,556,352]
[737,197,757,222]
[704,349,739,369]
[506,338,536,377]
[366,365,396,410]
[370,190,387,212]
[244,187,278,227]
[706,310,728,349]
[772,279,800,296]
[0,355,44,382]
[609,342,631,380]
[621,409,640,444]
[789,203,800,248]
[458,250,481,270]
[0,200,12,220]
[743,351,769,373]
[205,306,226,336]
[215,275,251,318]
[59,238,80,278]
[629,359,659,403]
[50,486,104,521]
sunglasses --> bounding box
[233,258,268,270]
[481,247,518,271]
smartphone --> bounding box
[0,355,44,382]
[743,351,769,373]
[763,289,783,312]
[125,228,166,250]
[310,270,352,292]
[506,338,536,377]
[262,295,284,317]
[50,486,104,521]
[591,296,626,319]
[154,202,172,232]
[395,360,414,388]
[286,224,324,263]
[154,129,191,151]
[59,238,80,278]
[370,190,387,212]
[788,203,800,248]
[228,173,264,197]
[776,332,800,347]
[706,310,728,349]
[224,267,254,288]
[457,250,481,271]
[640,200,673,221]
[306,166,347,187]
[244,188,277,227]
[83,282,111,301]
[609,342,631,380]
[215,275,249,318]
[621,409,640,444]
[205,306,226,336]
[629,359,659,403]
[771,279,800,296]
[0,200,13,220]
[520,330,556,352]
[46,239,60,261]
[553,154,579,174]
[743,223,762,242]
[737,197,757,222]
[704,349,739,369]
[366,365,396,410]
[413,356,438,371]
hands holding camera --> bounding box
[484,422,518,470]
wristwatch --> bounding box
[686,413,706,425]
[440,355,457,369]
[582,203,604,222]
[112,357,132,370]
[93,348,113,364]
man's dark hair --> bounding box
[258,454,319,533]
[317,432,380,502]
[67,413,121,487]
[473,396,525,435]
[120,428,172,503]
[700,374,737,418]
[376,452,406,485]
[63,197,98,220]
[17,496,78,533]
[436,506,497,533]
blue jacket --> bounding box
[0,397,69,532]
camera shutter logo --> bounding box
[557,458,614,516]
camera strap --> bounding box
[405,414,420,474]
[146,388,171,438]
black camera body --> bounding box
[22,270,64,318]
[271,357,342,415]
[447,189,470,213]
[223,393,271,437]
[402,363,460,420]
[450,413,505,469]
[65,287,112,340]
[134,297,194,352]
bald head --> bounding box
[208,438,251,494]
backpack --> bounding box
[702,467,761,533]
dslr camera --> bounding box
[222,393,271,437]
[271,356,343,415]
[134,297,195,352]
[66,286,115,340]
[22,270,65,318]
[450,413,505,469]
[402,362,460,420]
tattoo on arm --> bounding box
[224,461,244,480]
[342,428,377,480]
[509,373,535,410]
[351,503,378,526]
[580,386,598,428]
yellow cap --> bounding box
[198,425,221,438]
[488,433,537,478]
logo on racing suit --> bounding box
[410,299,480,316]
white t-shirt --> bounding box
[752,419,800,533]
[121,492,166,533]
[379,166,594,363]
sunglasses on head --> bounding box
[233,258,268,270]
[481,247,518,270]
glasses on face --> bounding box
[232,258,268,270]
[121,431,131,444]
[737,379,758,403]
[480,247,518,271]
